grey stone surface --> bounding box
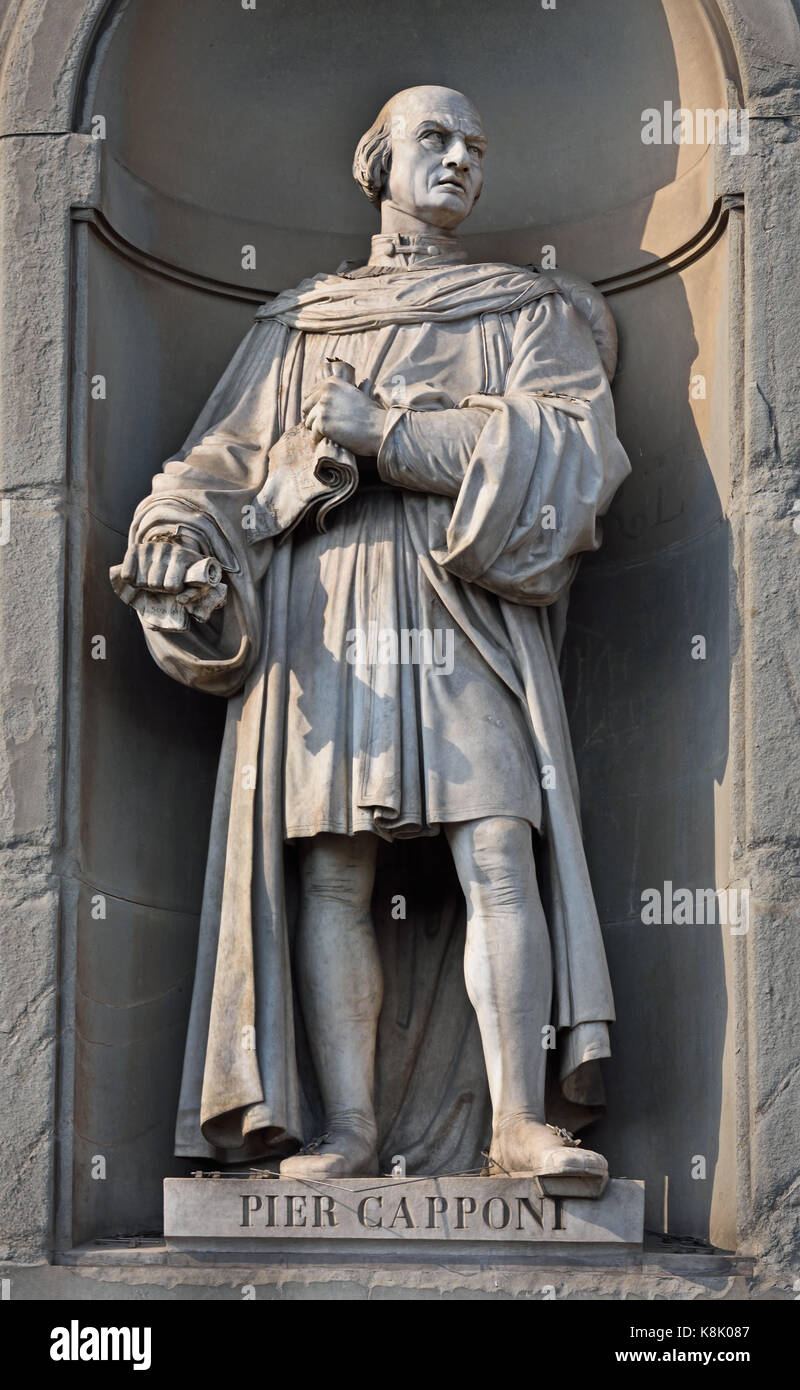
[0,884,58,1259]
[2,1248,793,1302]
[164,1177,644,1246]
[72,884,198,1245]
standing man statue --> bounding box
[112,86,630,1196]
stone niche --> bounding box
[3,0,799,1282]
[73,0,738,1247]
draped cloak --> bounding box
[123,256,632,1165]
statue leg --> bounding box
[279,832,381,1179]
[445,817,608,1196]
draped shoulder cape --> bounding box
[124,261,631,1161]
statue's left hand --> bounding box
[301,378,387,456]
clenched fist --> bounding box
[301,377,387,456]
[119,539,206,594]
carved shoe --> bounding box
[488,1119,609,1199]
[279,1124,379,1180]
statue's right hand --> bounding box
[118,540,204,595]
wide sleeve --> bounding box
[122,317,294,695]
[377,405,490,497]
[428,292,631,605]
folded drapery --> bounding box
[112,258,630,1164]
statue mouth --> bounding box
[437,177,466,193]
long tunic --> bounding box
[121,246,631,1162]
[281,312,544,840]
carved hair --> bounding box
[352,112,393,205]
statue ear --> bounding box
[376,148,392,203]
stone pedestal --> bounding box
[164,1176,644,1252]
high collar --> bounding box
[367,231,466,270]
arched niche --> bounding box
[82,0,733,287]
[4,0,796,1256]
[70,0,743,1249]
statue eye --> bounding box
[420,129,445,148]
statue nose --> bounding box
[443,138,470,172]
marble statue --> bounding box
[111,86,631,1196]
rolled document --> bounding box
[251,357,360,540]
[313,358,359,533]
[109,555,228,632]
[181,557,223,589]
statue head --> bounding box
[353,85,486,230]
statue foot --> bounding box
[279,1123,379,1180]
[488,1118,609,1199]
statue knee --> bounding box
[453,817,538,920]
[300,835,375,913]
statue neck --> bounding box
[367,229,466,271]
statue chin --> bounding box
[379,206,467,235]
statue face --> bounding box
[384,88,486,230]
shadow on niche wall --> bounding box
[563,256,736,1242]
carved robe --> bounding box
[123,237,631,1165]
